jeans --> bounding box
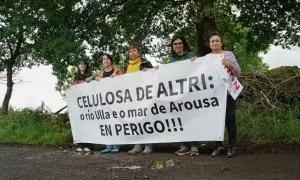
[181,141,197,148]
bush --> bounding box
[0,107,72,145]
[236,100,300,144]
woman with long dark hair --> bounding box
[97,53,123,153]
[169,35,199,156]
[69,60,94,153]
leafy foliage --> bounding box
[0,0,85,113]
[1,0,299,112]
[75,0,299,72]
[0,105,72,144]
[230,0,300,49]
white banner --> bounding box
[66,55,229,145]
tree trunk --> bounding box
[196,17,216,56]
[1,64,14,114]
[1,29,23,114]
[196,0,217,56]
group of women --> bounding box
[68,32,241,158]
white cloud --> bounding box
[262,45,300,69]
[0,66,66,112]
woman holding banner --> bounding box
[67,60,95,153]
[169,35,200,156]
[126,42,154,155]
[208,31,241,158]
[97,53,123,154]
[170,35,197,63]
[94,53,123,80]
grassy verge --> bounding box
[0,108,72,145]
[236,100,300,144]
[0,100,299,146]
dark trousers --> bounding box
[215,95,237,148]
[77,143,94,150]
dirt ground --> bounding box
[1,144,300,180]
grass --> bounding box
[0,107,72,145]
[0,100,299,146]
[236,100,300,144]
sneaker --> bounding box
[227,147,236,158]
[101,145,112,154]
[190,145,199,156]
[83,147,91,152]
[142,144,153,155]
[175,146,190,156]
[128,144,143,155]
[110,145,120,153]
[211,147,223,157]
[75,147,83,152]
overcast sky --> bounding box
[0,45,299,112]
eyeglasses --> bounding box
[173,42,183,46]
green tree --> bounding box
[80,0,299,68]
[0,0,84,114]
[230,0,300,50]
[2,0,299,113]
[0,0,44,114]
